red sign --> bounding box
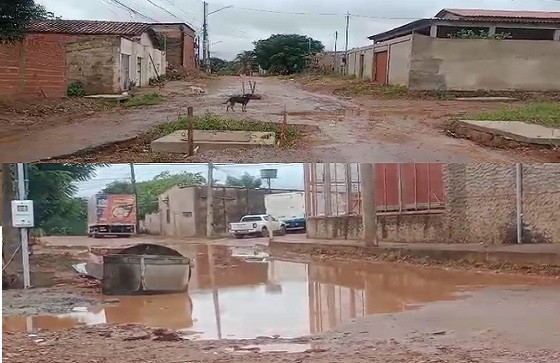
[95,195,136,224]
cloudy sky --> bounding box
[38,0,559,60]
[75,163,304,197]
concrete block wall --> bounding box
[0,33,70,100]
[444,164,518,244]
[306,164,560,245]
[307,213,445,243]
[519,164,560,244]
[66,35,120,94]
[409,34,560,91]
[445,164,560,244]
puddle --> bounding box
[2,244,551,339]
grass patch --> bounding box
[472,103,560,128]
[336,82,410,98]
[151,114,302,144]
[124,92,163,107]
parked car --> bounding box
[229,214,286,239]
[264,192,306,232]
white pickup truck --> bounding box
[229,214,287,239]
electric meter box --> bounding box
[11,200,35,228]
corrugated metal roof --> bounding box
[28,20,152,36]
[438,8,560,20]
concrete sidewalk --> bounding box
[39,234,560,267]
[269,234,560,267]
[458,120,560,146]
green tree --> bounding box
[102,171,206,218]
[225,172,263,189]
[234,50,257,75]
[253,34,324,75]
[27,164,98,235]
[0,0,54,43]
[210,57,228,73]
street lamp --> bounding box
[203,3,234,71]
[209,5,233,16]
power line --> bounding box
[161,0,200,23]
[143,0,194,25]
[105,0,159,22]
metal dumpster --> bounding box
[102,246,193,295]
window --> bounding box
[496,27,555,40]
[166,209,171,224]
[182,212,192,218]
[241,216,263,222]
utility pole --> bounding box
[206,163,214,238]
[16,163,31,288]
[359,163,377,247]
[344,12,350,75]
[202,1,210,72]
[197,35,201,68]
[334,31,339,71]
[129,163,139,234]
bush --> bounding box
[123,92,163,107]
[67,81,85,98]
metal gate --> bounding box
[304,163,445,217]
[374,51,388,84]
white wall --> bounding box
[119,34,167,91]
[388,39,412,86]
[346,46,374,79]
[409,34,560,91]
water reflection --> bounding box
[2,244,549,339]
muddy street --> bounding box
[3,240,560,362]
[0,77,554,162]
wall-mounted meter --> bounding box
[11,200,35,228]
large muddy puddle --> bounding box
[2,244,551,339]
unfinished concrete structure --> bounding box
[341,9,560,91]
[26,20,167,95]
[150,23,197,70]
[304,163,560,245]
[142,186,303,237]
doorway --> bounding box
[120,54,130,91]
[359,54,365,79]
[136,57,142,87]
[374,51,388,84]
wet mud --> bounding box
[1,77,556,162]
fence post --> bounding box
[187,107,194,156]
[360,163,377,246]
[516,163,524,244]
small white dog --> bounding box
[189,86,206,95]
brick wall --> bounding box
[151,25,196,70]
[66,35,120,94]
[183,34,196,69]
[0,33,70,100]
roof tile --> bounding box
[28,20,152,36]
[440,8,560,20]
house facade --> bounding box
[0,20,168,98]
[150,23,197,70]
[342,9,560,91]
[142,186,303,237]
[304,163,560,245]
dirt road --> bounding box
[1,77,555,162]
